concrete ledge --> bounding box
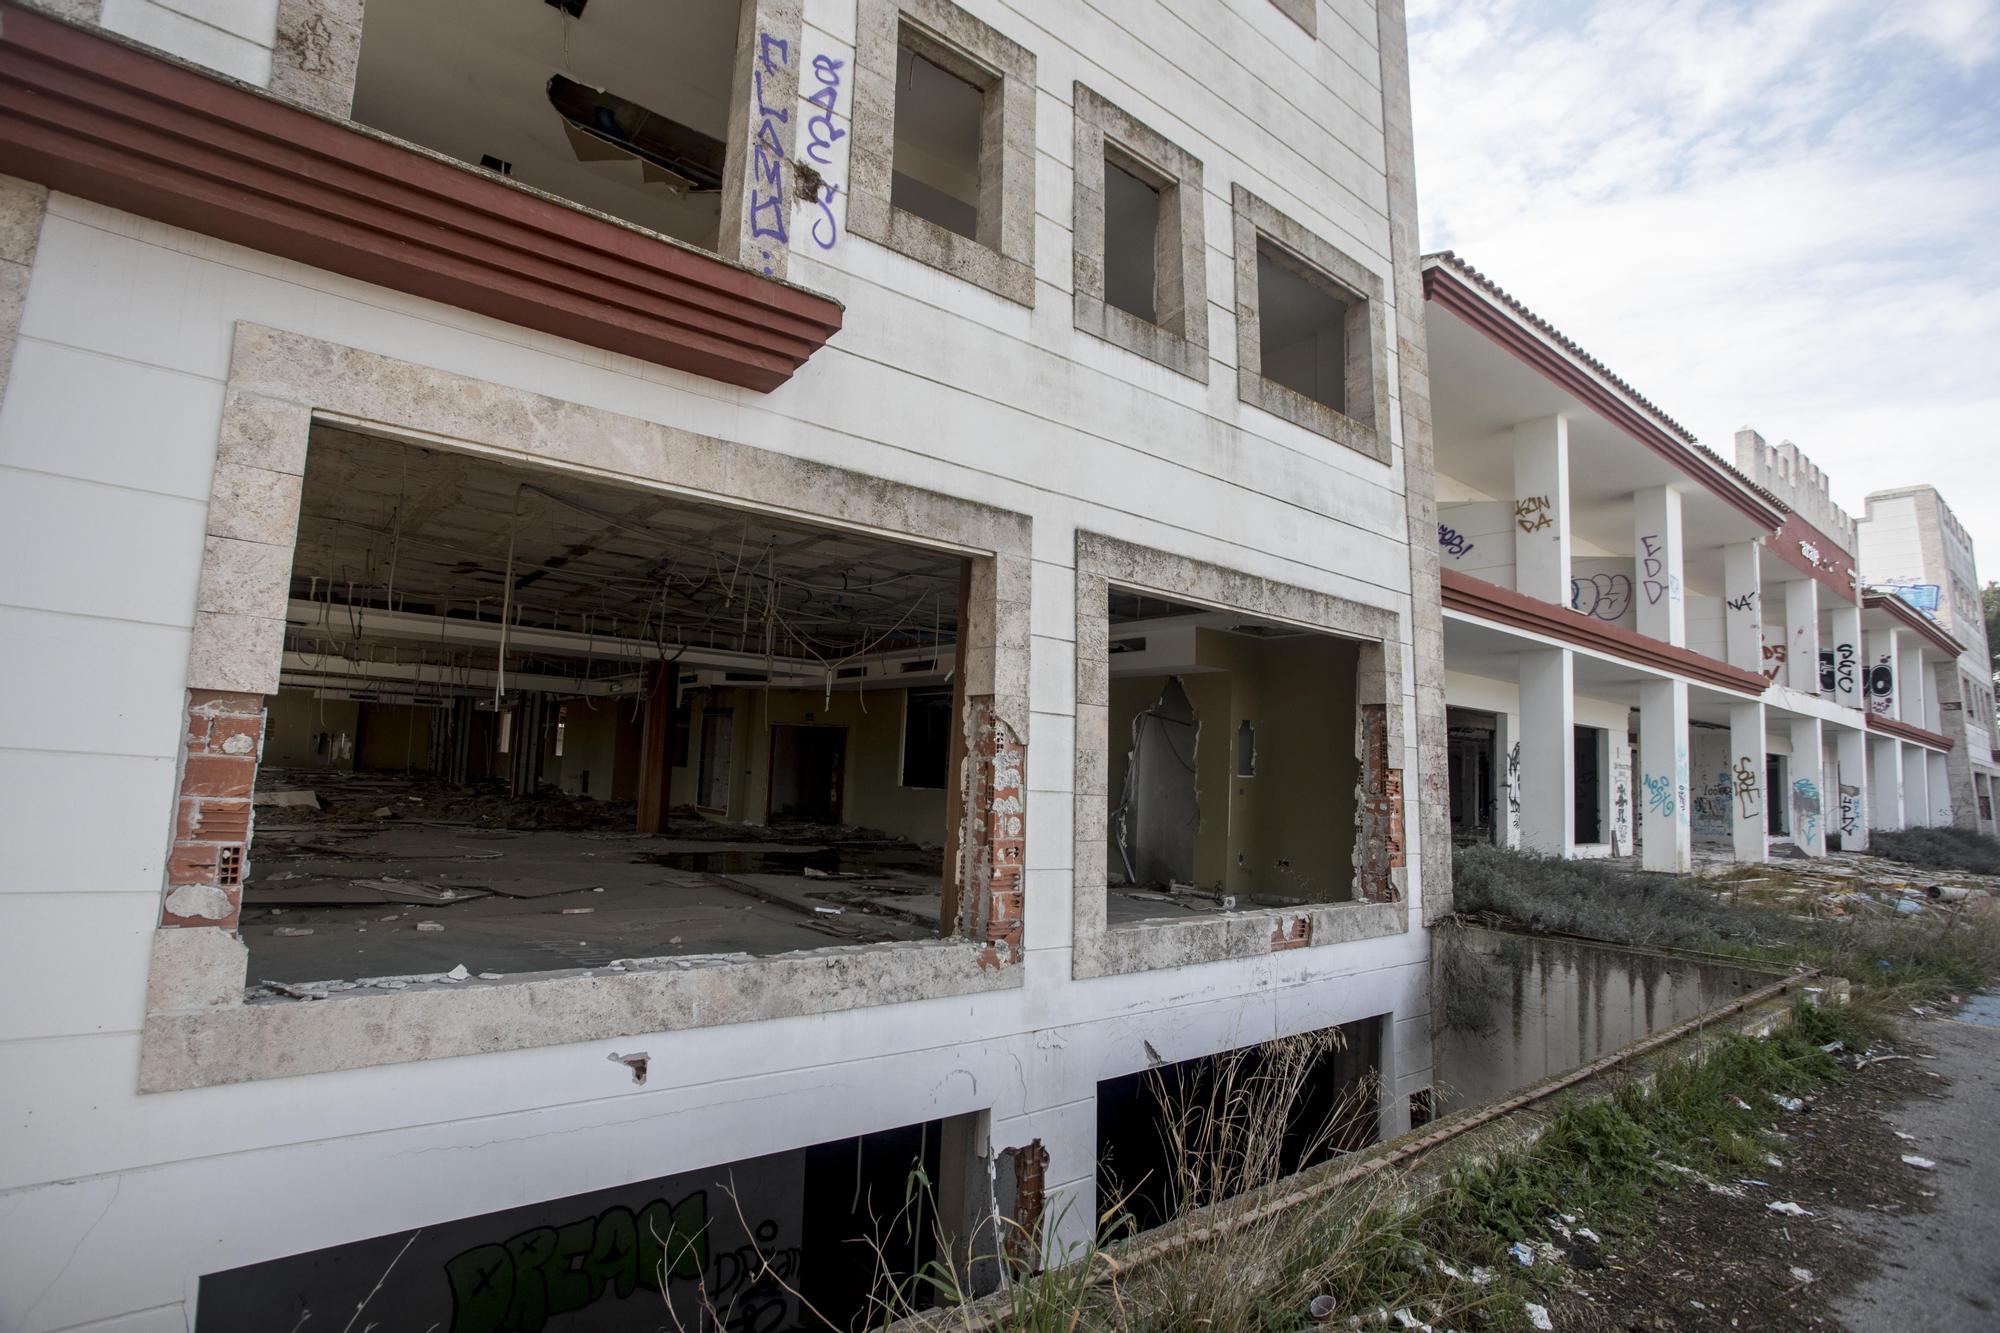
[139,938,1020,1091]
[1076,899,1408,980]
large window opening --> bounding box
[1096,1019,1383,1235]
[244,429,973,996]
[351,0,740,249]
[1573,725,1604,844]
[1256,238,1352,414]
[891,37,988,240]
[1102,588,1363,921]
[1446,707,1499,845]
[196,1113,970,1331]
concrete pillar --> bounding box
[1929,750,1952,825]
[1868,736,1902,831]
[1784,578,1819,694]
[1512,416,1570,605]
[1835,726,1868,851]
[1905,744,1930,826]
[1788,716,1826,855]
[1723,541,1763,673]
[717,0,804,278]
[1897,638,1925,724]
[1496,710,1522,849]
[1726,700,1767,863]
[1633,486,1685,645]
[1638,678,1691,872]
[1826,601,1863,711]
[1865,627,1900,718]
[1517,648,1573,854]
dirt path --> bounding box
[1549,998,2000,1331]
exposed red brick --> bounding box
[189,799,252,842]
[1354,704,1405,903]
[168,845,219,886]
[961,700,1026,963]
[1271,917,1313,950]
[187,689,264,715]
[1003,1140,1049,1271]
[184,713,211,751]
[180,753,256,799]
[206,714,264,757]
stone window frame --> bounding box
[1267,0,1319,38]
[139,322,1032,1093]
[849,0,1037,306]
[1232,185,1391,464]
[1071,84,1208,382]
[1071,532,1410,981]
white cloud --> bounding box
[1410,0,2000,583]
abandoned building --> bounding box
[1424,251,1985,867]
[0,1,1450,1327]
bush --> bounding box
[1867,825,2000,876]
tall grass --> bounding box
[1868,825,2000,876]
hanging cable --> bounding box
[495,485,523,707]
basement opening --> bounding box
[352,0,738,249]
[195,1112,977,1331]
[1103,588,1362,922]
[1096,1018,1384,1235]
[241,427,978,998]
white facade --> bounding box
[0,2,1448,1328]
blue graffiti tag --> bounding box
[1642,772,1675,820]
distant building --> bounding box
[1857,487,2000,834]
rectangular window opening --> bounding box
[1102,585,1362,918]
[891,38,987,241]
[351,0,742,250]
[246,427,975,994]
[1103,149,1164,324]
[1257,238,1351,414]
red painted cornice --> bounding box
[1440,569,1770,694]
[1423,265,1784,529]
[0,4,841,392]
[1867,713,1953,752]
[1862,595,1964,659]
[1768,511,1857,603]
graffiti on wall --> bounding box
[1691,770,1733,834]
[1733,756,1762,820]
[1641,772,1675,821]
[1839,784,1861,840]
[1639,533,1680,607]
[803,52,845,250]
[1505,741,1522,824]
[747,31,794,274]
[1570,573,1632,621]
[1867,656,1895,714]
[1726,591,1758,612]
[1762,639,1787,683]
[1515,496,1553,533]
[1677,745,1690,826]
[1792,778,1821,846]
[1438,523,1476,559]
[1817,643,1856,697]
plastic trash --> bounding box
[1508,1240,1536,1266]
[1306,1295,1338,1324]
[1766,1200,1812,1216]
[1900,1155,1937,1170]
[1525,1302,1553,1331]
[1790,1267,1815,1284]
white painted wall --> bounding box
[0,2,1438,1327]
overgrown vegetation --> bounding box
[1868,824,2000,876]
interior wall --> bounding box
[263,688,360,771]
[554,698,643,801]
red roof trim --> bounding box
[1769,511,1858,603]
[1441,569,1770,693]
[1867,713,1953,752]
[1422,258,1784,529]
[0,4,841,392]
[1862,594,1964,659]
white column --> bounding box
[1835,726,1868,851]
[1496,710,1521,848]
[1723,542,1763,673]
[1638,678,1691,872]
[1512,416,1570,605]
[1728,700,1767,863]
[1865,627,1900,718]
[1929,751,1952,824]
[1788,716,1826,855]
[1633,486,1686,645]
[1517,648,1574,854]
[1898,639,1925,723]
[1826,601,1863,711]
[1785,578,1819,694]
[1868,736,1902,831]
[1905,743,1930,826]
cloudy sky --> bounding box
[1405,0,2000,583]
